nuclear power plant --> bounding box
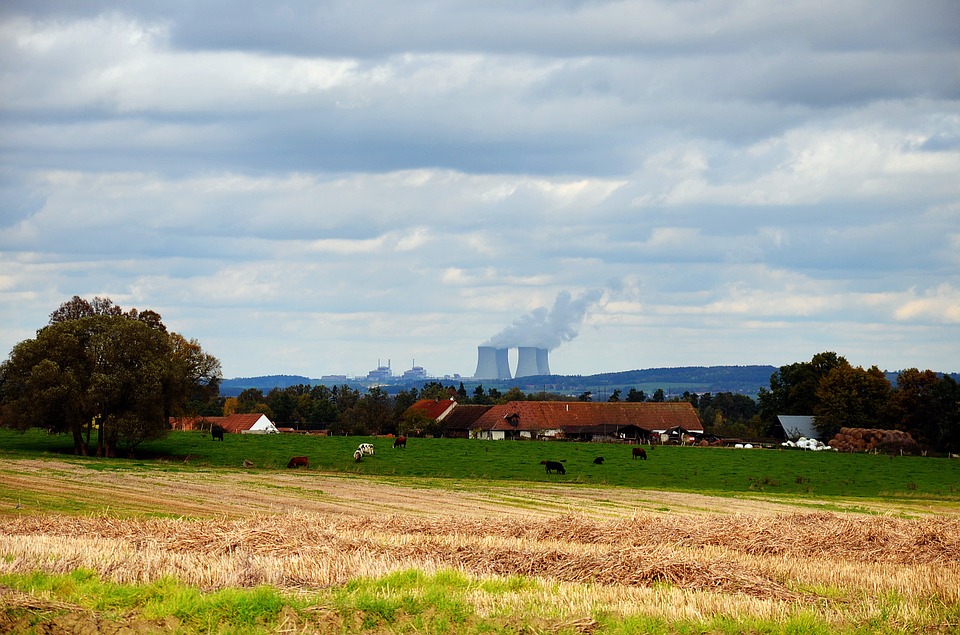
[474,345,550,380]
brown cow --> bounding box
[632,447,647,460]
[287,456,309,468]
[393,436,407,449]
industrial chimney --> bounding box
[475,346,512,380]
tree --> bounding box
[473,385,491,405]
[608,389,622,402]
[578,391,592,402]
[651,388,665,403]
[625,388,646,402]
[758,351,847,425]
[168,332,221,418]
[501,386,526,403]
[814,363,892,438]
[340,386,394,435]
[890,370,960,452]
[1,315,179,456]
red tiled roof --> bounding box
[168,413,272,433]
[441,404,494,431]
[406,398,458,421]
[473,401,703,433]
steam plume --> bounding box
[484,289,603,350]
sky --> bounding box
[1,1,959,381]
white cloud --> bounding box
[1,2,958,377]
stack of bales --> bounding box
[828,428,919,454]
[781,437,833,451]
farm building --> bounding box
[168,413,279,434]
[406,398,459,421]
[473,401,702,441]
[436,404,494,438]
[467,401,702,441]
[774,415,820,441]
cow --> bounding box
[358,443,375,456]
[593,456,604,465]
[287,456,309,468]
[540,460,565,475]
[211,426,225,441]
[353,449,363,462]
[393,436,407,449]
[632,447,647,460]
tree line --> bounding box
[2,299,957,455]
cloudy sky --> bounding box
[2,1,959,381]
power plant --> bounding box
[475,288,602,380]
[474,345,550,380]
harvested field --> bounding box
[2,458,959,633]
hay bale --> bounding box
[828,428,919,454]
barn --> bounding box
[471,401,703,441]
[168,413,279,434]
[436,404,494,438]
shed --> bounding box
[775,415,820,441]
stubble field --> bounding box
[1,432,959,634]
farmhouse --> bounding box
[168,413,279,434]
[407,398,459,421]
[470,401,703,441]
[435,404,494,438]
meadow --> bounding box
[1,429,959,633]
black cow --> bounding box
[632,447,647,460]
[211,426,225,441]
[540,460,566,475]
[593,456,604,464]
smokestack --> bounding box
[475,346,512,380]
[536,347,550,375]
[515,347,541,378]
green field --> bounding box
[2,428,958,501]
[2,428,960,634]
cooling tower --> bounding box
[495,347,512,380]
[475,346,512,380]
[535,347,550,375]
[515,347,539,378]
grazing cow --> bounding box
[593,456,604,465]
[353,449,363,462]
[393,436,407,449]
[358,443,375,456]
[287,456,309,469]
[211,426,225,441]
[540,460,566,475]
[632,447,647,460]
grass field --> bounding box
[1,429,959,633]
[3,428,959,501]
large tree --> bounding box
[0,298,221,457]
[757,351,848,425]
[814,363,892,438]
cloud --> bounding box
[1,1,958,377]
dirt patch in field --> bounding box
[3,458,952,520]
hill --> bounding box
[220,365,779,398]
